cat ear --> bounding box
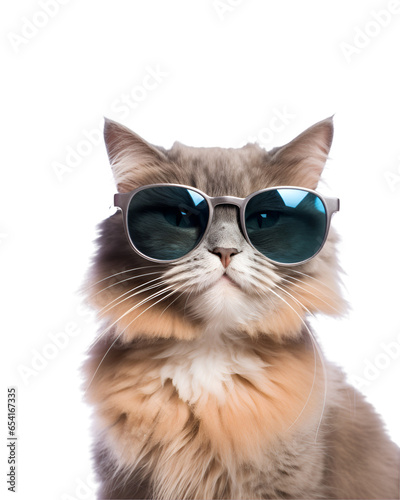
[103,118,168,192]
[269,117,334,189]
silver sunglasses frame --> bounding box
[114,183,340,266]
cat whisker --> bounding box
[183,289,194,317]
[279,277,343,316]
[91,272,162,297]
[247,273,284,300]
[82,265,160,291]
[89,285,176,350]
[163,274,210,293]
[245,274,275,303]
[282,273,334,298]
[286,268,338,290]
[272,283,315,320]
[159,289,187,317]
[262,278,330,441]
[85,286,185,394]
[260,284,327,442]
[163,273,200,286]
[114,285,184,342]
[97,278,167,316]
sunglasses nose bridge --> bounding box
[204,198,247,254]
[208,196,245,234]
[210,196,244,209]
[208,197,244,234]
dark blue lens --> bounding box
[245,188,327,264]
[127,186,209,260]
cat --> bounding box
[82,116,399,499]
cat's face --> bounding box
[85,118,344,343]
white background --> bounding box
[2,1,400,498]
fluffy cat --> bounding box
[83,117,399,499]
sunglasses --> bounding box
[114,184,339,266]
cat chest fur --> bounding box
[86,336,326,498]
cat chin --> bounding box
[217,274,240,288]
[187,276,266,332]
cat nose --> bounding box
[211,247,239,268]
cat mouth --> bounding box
[218,273,240,288]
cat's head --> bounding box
[85,117,345,343]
